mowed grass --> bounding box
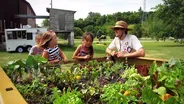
[0,39,184,67]
[142,41,184,59]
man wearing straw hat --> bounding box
[106,20,145,58]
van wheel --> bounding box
[26,46,32,52]
[16,46,24,53]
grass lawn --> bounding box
[142,41,184,59]
[0,38,184,67]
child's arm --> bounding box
[29,45,36,55]
[42,50,49,60]
[72,45,87,60]
[42,50,60,65]
[59,49,67,63]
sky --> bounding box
[26,0,163,26]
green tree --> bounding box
[155,0,184,38]
[83,25,95,34]
[132,24,143,38]
[41,19,50,27]
[147,17,166,41]
[73,10,153,39]
[106,27,114,39]
[141,22,149,38]
[74,27,83,38]
[113,12,123,21]
[74,18,84,29]
[84,12,101,26]
[106,14,114,23]
[138,7,144,23]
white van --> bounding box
[4,28,47,53]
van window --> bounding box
[22,31,26,39]
[17,31,22,38]
[12,31,17,39]
[7,31,13,40]
[27,33,33,40]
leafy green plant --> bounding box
[3,56,184,104]
[142,87,163,104]
[53,88,83,104]
[147,59,184,103]
[16,77,53,104]
[101,83,129,104]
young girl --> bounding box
[39,30,67,66]
[29,32,44,55]
[72,32,94,61]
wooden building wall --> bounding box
[47,8,76,33]
[0,0,36,48]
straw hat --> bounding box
[39,31,55,47]
[111,20,131,30]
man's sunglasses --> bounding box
[113,28,125,30]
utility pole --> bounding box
[144,0,146,21]
[50,0,53,8]
[142,0,146,23]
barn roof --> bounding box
[25,0,36,15]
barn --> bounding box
[0,0,36,49]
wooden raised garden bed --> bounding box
[2,56,184,104]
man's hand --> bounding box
[115,51,126,58]
[110,51,116,56]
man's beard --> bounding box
[115,34,119,37]
[115,34,121,38]
[116,34,124,40]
